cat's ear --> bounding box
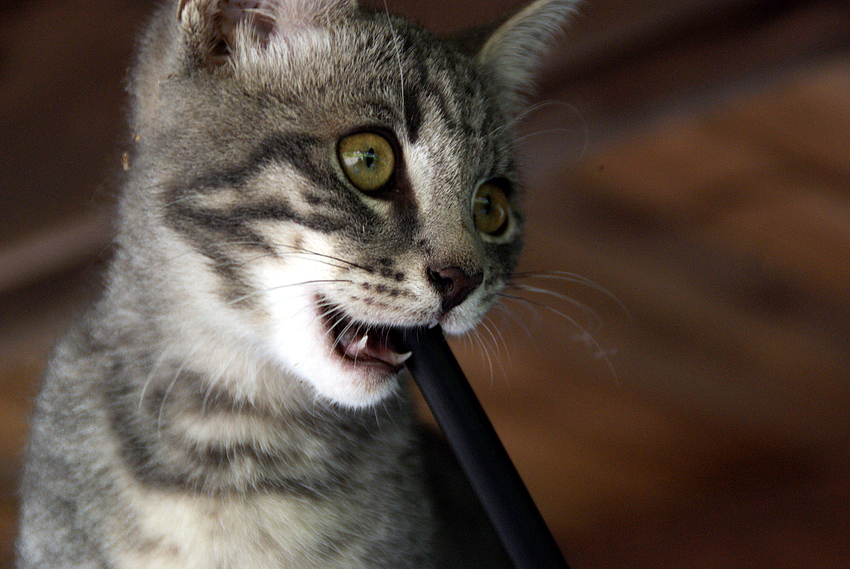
[475,0,580,115]
[177,0,358,68]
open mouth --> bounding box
[317,297,412,372]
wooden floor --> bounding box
[2,1,850,568]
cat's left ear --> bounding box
[475,0,580,116]
[177,0,359,68]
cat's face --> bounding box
[125,0,574,408]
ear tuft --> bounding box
[477,0,580,116]
[177,0,359,68]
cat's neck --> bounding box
[106,357,413,495]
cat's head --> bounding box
[121,0,577,408]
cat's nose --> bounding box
[427,266,484,313]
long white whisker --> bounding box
[235,250,353,272]
[514,127,581,144]
[497,291,548,326]
[494,100,575,135]
[329,311,358,354]
[480,316,510,384]
[498,273,621,380]
[139,347,173,413]
[507,99,589,163]
[512,271,631,319]
[492,298,537,347]
[157,360,188,437]
[471,326,495,385]
[512,270,607,290]
[504,284,602,330]
[542,304,618,381]
[275,243,372,272]
[225,279,352,307]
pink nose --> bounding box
[427,266,484,312]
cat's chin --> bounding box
[313,363,405,409]
[278,296,412,409]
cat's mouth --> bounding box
[317,298,412,372]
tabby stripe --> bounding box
[403,86,423,144]
[106,367,355,499]
[186,132,327,192]
[168,131,382,236]
[170,199,351,236]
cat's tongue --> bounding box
[339,328,412,368]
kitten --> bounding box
[17,0,578,567]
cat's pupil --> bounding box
[338,132,395,192]
[480,196,492,215]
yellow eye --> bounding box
[338,132,395,193]
[472,182,511,236]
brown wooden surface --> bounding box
[2,1,850,567]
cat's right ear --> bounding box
[474,0,580,117]
[176,0,358,69]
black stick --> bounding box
[401,325,571,569]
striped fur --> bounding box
[17,1,578,567]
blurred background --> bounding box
[1,0,849,567]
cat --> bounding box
[17,0,578,567]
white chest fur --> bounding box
[112,485,366,569]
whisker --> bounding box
[274,243,372,272]
[512,269,606,289]
[480,316,510,384]
[497,282,619,381]
[138,347,173,413]
[506,99,590,163]
[542,303,618,381]
[157,360,188,437]
[494,99,575,135]
[485,316,511,367]
[504,284,603,331]
[514,127,581,144]
[471,326,495,385]
[328,309,359,354]
[235,249,353,272]
[304,299,346,337]
[510,271,632,321]
[225,279,353,307]
[492,298,537,347]
[497,291,553,322]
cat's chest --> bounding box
[111,487,364,569]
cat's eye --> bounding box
[472,182,511,236]
[338,132,395,193]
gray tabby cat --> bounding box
[17,0,577,567]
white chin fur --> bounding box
[263,287,402,409]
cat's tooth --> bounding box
[388,351,412,366]
[344,335,370,359]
